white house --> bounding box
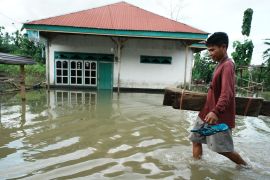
[23,1,208,91]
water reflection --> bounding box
[0,90,270,179]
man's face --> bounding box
[207,45,226,62]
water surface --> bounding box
[0,90,269,179]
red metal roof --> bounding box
[26,1,206,34]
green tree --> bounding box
[232,39,254,67]
[0,28,45,63]
[12,30,45,63]
[0,26,13,52]
[231,8,254,83]
[0,28,46,85]
[242,8,253,36]
[263,39,270,69]
[262,39,270,88]
[192,52,216,84]
[243,39,270,91]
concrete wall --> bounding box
[46,34,194,89]
[118,38,193,89]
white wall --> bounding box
[46,34,193,89]
[115,38,193,89]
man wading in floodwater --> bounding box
[189,32,248,167]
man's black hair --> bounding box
[206,32,229,48]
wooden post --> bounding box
[183,45,189,89]
[46,40,50,90]
[117,39,122,96]
[188,47,193,90]
[19,65,26,126]
[110,37,127,95]
[20,65,26,101]
[0,96,1,122]
[21,97,26,126]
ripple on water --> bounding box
[136,139,165,148]
[0,91,270,179]
[108,144,133,154]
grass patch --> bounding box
[0,63,46,85]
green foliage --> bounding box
[263,39,270,70]
[192,52,216,84]
[260,91,270,100]
[0,63,45,75]
[233,38,270,90]
[25,64,46,85]
[232,39,254,68]
[248,66,270,90]
[242,8,253,36]
[232,8,254,78]
[0,27,45,63]
[0,27,46,85]
[249,67,261,82]
[12,31,45,63]
[261,39,270,89]
[0,26,13,52]
[0,64,19,76]
[25,63,46,75]
[0,63,46,85]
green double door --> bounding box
[98,62,113,90]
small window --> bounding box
[63,61,68,68]
[140,56,172,64]
[141,57,149,63]
[56,61,61,68]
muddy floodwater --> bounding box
[0,90,270,179]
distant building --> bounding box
[23,2,208,90]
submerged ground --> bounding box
[0,90,269,179]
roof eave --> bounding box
[189,43,207,53]
[23,24,208,41]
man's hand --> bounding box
[204,112,218,124]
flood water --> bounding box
[0,90,270,179]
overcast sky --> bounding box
[0,0,269,64]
